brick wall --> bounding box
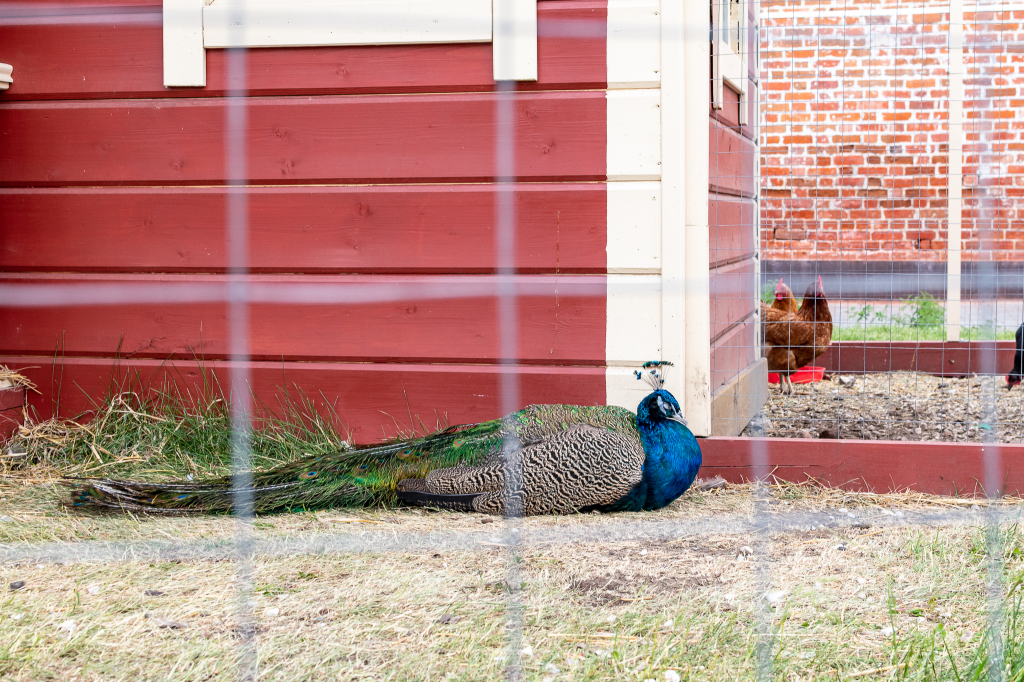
[761,0,1024,263]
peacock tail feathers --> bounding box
[65,403,639,515]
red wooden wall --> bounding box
[0,0,760,441]
[0,0,612,442]
[708,0,760,396]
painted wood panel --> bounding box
[709,195,755,268]
[606,0,659,89]
[0,387,25,412]
[0,274,606,363]
[201,0,493,50]
[0,185,607,274]
[0,92,607,186]
[0,2,605,100]
[710,76,755,142]
[701,437,1024,497]
[1,1,159,11]
[0,355,606,444]
[708,318,756,396]
[708,119,756,199]
[0,387,25,441]
[709,259,756,342]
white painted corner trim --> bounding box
[0,63,12,91]
[163,0,537,87]
[605,0,711,435]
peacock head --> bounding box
[634,361,687,426]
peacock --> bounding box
[65,361,702,516]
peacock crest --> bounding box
[634,360,674,390]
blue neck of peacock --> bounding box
[636,417,703,510]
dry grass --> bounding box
[0,366,37,392]
[2,481,1024,681]
[3,386,1024,679]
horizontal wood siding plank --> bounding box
[1,1,160,12]
[0,92,607,186]
[709,195,755,268]
[708,119,755,198]
[709,317,756,395]
[0,2,605,100]
[1,185,607,273]
[0,274,607,363]
[701,437,1024,497]
[0,356,606,444]
[0,387,25,412]
[709,259,756,341]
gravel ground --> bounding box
[742,372,1024,443]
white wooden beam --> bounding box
[605,274,663,410]
[947,0,963,341]
[163,0,206,87]
[493,0,537,81]
[607,0,661,89]
[607,182,662,274]
[660,0,688,422]
[607,90,662,181]
[682,0,711,435]
[203,0,492,49]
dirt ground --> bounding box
[742,372,1024,443]
[1,479,1023,681]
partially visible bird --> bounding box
[65,362,703,516]
[762,276,834,395]
[1007,322,1024,390]
[760,280,799,334]
[770,278,801,315]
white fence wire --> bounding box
[0,0,1022,679]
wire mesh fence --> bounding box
[0,0,1023,680]
[744,0,1024,445]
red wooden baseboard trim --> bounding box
[699,436,1024,497]
[816,341,1016,378]
[0,356,606,444]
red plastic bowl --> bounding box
[768,365,825,385]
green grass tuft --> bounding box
[838,293,1016,342]
[7,378,353,482]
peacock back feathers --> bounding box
[66,403,640,515]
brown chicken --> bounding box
[770,278,800,315]
[762,276,833,395]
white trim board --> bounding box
[605,273,662,411]
[203,0,492,49]
[607,182,661,274]
[603,0,712,432]
[606,89,662,182]
[163,0,537,86]
[607,0,661,89]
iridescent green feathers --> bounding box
[66,404,639,514]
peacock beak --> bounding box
[668,412,688,427]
